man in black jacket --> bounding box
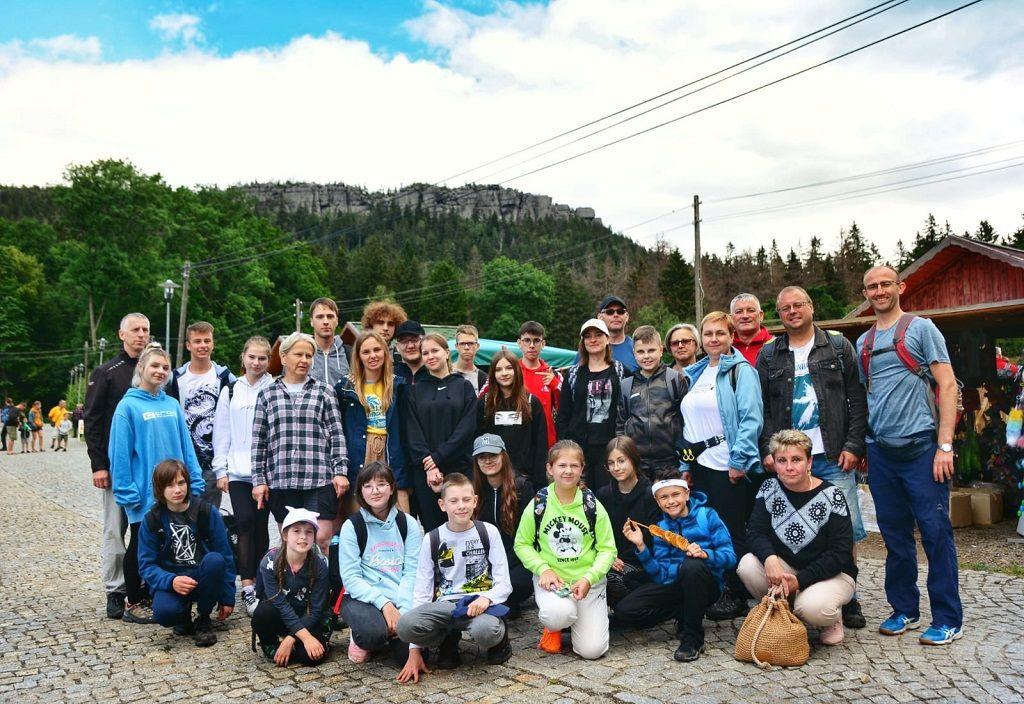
[756,286,868,628]
[84,312,150,619]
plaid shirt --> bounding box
[250,377,348,490]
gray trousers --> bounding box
[396,599,505,650]
[101,487,128,594]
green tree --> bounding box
[657,248,695,320]
[419,259,469,325]
[547,266,592,349]
[633,300,677,337]
[472,257,555,341]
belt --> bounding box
[676,435,726,463]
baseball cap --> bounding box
[598,295,627,313]
[473,433,507,456]
[281,506,320,534]
[394,320,426,339]
[580,318,611,337]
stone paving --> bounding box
[2,444,1023,703]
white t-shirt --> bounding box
[791,339,825,455]
[457,367,480,394]
[411,521,512,608]
[284,381,306,397]
[177,365,220,466]
[680,364,730,471]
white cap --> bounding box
[580,318,610,337]
[281,506,320,534]
[651,478,689,496]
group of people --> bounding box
[81,262,963,679]
[2,397,79,454]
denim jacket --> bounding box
[755,326,867,462]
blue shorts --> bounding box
[811,455,867,543]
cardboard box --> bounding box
[961,487,1004,525]
[949,492,973,528]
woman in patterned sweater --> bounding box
[737,429,856,646]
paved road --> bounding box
[2,444,1022,703]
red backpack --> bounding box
[859,313,962,424]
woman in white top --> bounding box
[213,336,274,616]
[679,311,764,621]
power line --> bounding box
[494,0,987,186]
[437,0,909,184]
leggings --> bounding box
[251,602,330,666]
[124,522,149,605]
[228,480,269,582]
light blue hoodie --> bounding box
[337,506,422,612]
[683,351,764,474]
[108,388,204,524]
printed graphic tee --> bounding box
[178,366,219,469]
[363,380,387,435]
[585,368,613,443]
[790,338,824,455]
[411,522,511,606]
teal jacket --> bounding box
[682,351,764,473]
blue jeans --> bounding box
[811,455,867,542]
[152,552,226,627]
[867,442,962,628]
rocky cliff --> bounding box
[241,182,600,224]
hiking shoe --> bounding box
[820,621,845,645]
[919,625,962,645]
[707,593,746,621]
[538,628,562,654]
[241,586,259,617]
[485,631,512,665]
[122,601,154,624]
[435,632,462,670]
[106,592,125,620]
[673,640,705,662]
[173,612,195,636]
[879,612,920,636]
[193,615,217,647]
[842,598,866,629]
[348,637,371,663]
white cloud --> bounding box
[1,1,1022,260]
[0,34,101,68]
[149,13,205,47]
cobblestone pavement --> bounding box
[2,444,1023,703]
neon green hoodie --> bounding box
[513,484,616,586]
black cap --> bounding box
[394,320,425,339]
[598,295,627,313]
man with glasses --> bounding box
[730,293,773,365]
[856,266,962,646]
[517,321,560,447]
[596,295,638,374]
[665,323,701,372]
[756,286,868,630]
[452,324,487,394]
[394,320,426,385]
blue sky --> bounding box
[0,1,525,60]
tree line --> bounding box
[1,158,1020,405]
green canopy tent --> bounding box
[448,337,577,370]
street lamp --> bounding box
[161,279,180,351]
[76,363,85,400]
[98,337,107,366]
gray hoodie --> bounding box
[309,334,350,387]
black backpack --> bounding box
[427,520,491,595]
[329,511,411,611]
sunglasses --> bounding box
[601,308,627,316]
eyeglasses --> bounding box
[863,280,899,293]
[456,341,478,349]
[777,301,811,314]
[670,339,696,347]
[601,308,627,316]
[519,337,544,346]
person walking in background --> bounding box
[517,321,560,448]
[72,403,84,438]
[730,294,773,365]
[57,415,72,451]
[48,399,68,449]
[3,398,17,454]
[28,400,44,452]
[84,312,151,620]
[166,321,236,506]
[666,323,701,372]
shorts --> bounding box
[268,484,338,524]
[5,426,16,443]
[811,455,867,542]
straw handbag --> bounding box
[734,587,809,669]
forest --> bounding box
[1,158,1021,405]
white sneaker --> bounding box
[242,586,259,617]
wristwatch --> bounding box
[938,443,953,453]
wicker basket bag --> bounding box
[734,587,809,669]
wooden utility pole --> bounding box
[175,261,191,367]
[83,340,90,378]
[294,299,303,332]
[693,195,703,323]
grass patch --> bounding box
[960,561,1024,577]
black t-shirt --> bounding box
[585,367,614,443]
[167,508,206,569]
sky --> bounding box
[1,0,1022,261]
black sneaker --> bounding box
[706,593,746,621]
[106,592,125,619]
[435,632,462,670]
[193,615,217,647]
[485,631,512,665]
[673,640,705,662]
[173,611,195,636]
[842,598,867,629]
